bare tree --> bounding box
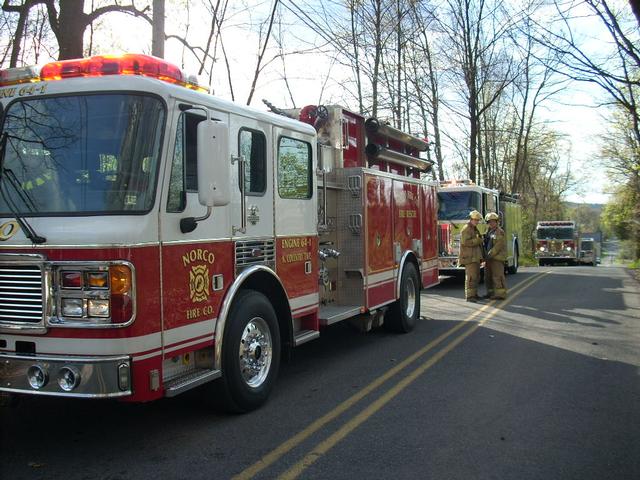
[406,2,445,179]
[438,0,515,183]
[509,11,565,195]
[3,0,39,67]
[535,0,640,146]
[2,0,152,61]
[245,0,280,106]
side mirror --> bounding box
[197,119,230,207]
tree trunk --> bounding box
[371,0,383,118]
[469,93,478,182]
[395,0,402,128]
[152,0,165,58]
[57,0,87,59]
[349,1,363,113]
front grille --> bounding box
[0,264,44,324]
[235,239,276,267]
[549,241,564,253]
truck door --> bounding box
[229,116,274,243]
[272,127,318,318]
[158,103,233,363]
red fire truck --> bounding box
[535,221,579,266]
[0,54,439,411]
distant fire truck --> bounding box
[0,54,439,411]
[578,233,601,266]
[535,221,579,266]
[437,180,521,275]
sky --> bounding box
[90,0,622,205]
[547,84,611,205]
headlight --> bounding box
[51,262,135,327]
[88,299,110,317]
[61,298,83,317]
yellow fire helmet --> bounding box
[485,212,500,222]
[469,210,483,220]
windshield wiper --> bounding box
[0,132,46,244]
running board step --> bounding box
[164,369,221,397]
[319,305,363,326]
[294,329,320,346]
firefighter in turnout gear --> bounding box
[459,210,484,302]
[483,212,507,300]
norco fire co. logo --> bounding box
[189,265,210,302]
[182,248,216,304]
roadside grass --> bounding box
[629,259,640,283]
[622,256,640,285]
[519,254,538,267]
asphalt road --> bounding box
[2,265,639,480]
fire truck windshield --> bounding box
[0,93,165,215]
[437,191,481,220]
[537,227,574,239]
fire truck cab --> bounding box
[0,55,439,411]
[578,233,601,266]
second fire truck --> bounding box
[437,180,521,276]
[0,54,439,411]
[535,221,579,266]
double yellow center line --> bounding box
[234,271,549,480]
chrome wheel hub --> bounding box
[239,317,272,388]
[405,277,416,318]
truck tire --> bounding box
[385,262,420,333]
[216,290,280,413]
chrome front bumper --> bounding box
[439,257,463,272]
[0,353,131,398]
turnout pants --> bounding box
[464,262,480,299]
[485,259,507,299]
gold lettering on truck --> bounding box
[280,236,312,263]
[0,220,19,241]
[399,210,417,219]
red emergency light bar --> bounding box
[0,54,208,92]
